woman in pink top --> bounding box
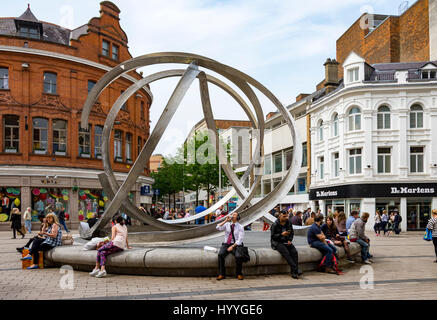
[89,216,132,278]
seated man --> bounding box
[87,213,98,228]
[346,210,359,234]
[349,212,373,264]
[216,212,245,280]
[271,210,302,279]
[307,215,341,274]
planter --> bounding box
[115,156,123,162]
[96,154,102,160]
[55,151,66,156]
[5,148,17,153]
[34,149,47,155]
[80,153,91,158]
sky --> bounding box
[5,0,417,156]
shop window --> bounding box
[43,72,57,94]
[31,188,69,220]
[79,123,91,157]
[349,200,361,215]
[3,115,19,153]
[0,188,21,222]
[53,119,67,155]
[332,113,338,137]
[0,67,9,89]
[348,107,361,131]
[410,146,424,173]
[377,147,391,173]
[112,44,119,61]
[78,189,109,221]
[410,104,423,128]
[33,117,48,154]
[94,125,103,159]
[377,105,391,129]
[274,152,282,173]
[348,148,362,175]
[114,130,123,162]
[102,40,109,57]
[264,155,272,175]
[88,80,96,93]
[126,133,133,163]
[407,199,431,230]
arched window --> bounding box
[377,105,391,129]
[53,119,67,154]
[3,115,19,153]
[332,113,339,137]
[33,118,48,154]
[348,107,361,131]
[410,104,423,128]
[318,120,324,141]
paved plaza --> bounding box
[0,225,436,300]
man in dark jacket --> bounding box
[290,211,303,226]
[271,210,302,279]
[393,211,402,235]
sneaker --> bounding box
[363,260,372,264]
[237,275,244,280]
[368,259,374,263]
[89,268,100,276]
[291,273,299,279]
[216,275,225,281]
[16,247,24,253]
[95,270,107,278]
[347,258,356,263]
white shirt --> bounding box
[216,222,244,245]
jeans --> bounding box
[59,219,69,233]
[310,240,337,268]
[381,221,388,234]
[356,239,371,261]
[275,243,299,274]
[218,243,243,276]
[25,220,32,233]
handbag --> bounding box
[423,228,432,241]
[231,227,250,263]
[61,233,74,245]
[20,226,27,235]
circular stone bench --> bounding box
[44,241,362,277]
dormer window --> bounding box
[421,70,436,79]
[347,67,359,82]
[19,25,40,39]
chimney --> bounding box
[100,1,121,19]
[323,58,340,93]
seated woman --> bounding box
[335,212,347,237]
[21,213,62,269]
[321,216,355,263]
[89,216,132,278]
[16,217,48,253]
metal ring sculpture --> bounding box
[79,52,302,245]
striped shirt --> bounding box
[426,218,437,238]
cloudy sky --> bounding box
[6,0,416,155]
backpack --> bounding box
[318,253,343,275]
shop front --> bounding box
[0,187,21,222]
[309,182,437,231]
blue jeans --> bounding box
[310,240,337,267]
[356,239,371,260]
[25,220,32,233]
[59,219,69,233]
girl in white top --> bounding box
[90,216,132,278]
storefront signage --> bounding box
[309,183,437,200]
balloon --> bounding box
[87,212,94,219]
[78,215,84,221]
[61,189,69,196]
[80,194,87,200]
[39,193,47,200]
[79,190,85,196]
[84,190,90,194]
[14,198,20,207]
[40,188,47,194]
[99,200,104,207]
[0,214,8,222]
[63,195,69,201]
[65,213,69,220]
[103,196,108,201]
[32,188,40,196]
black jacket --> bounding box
[271,219,294,249]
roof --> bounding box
[17,7,39,22]
[372,61,437,71]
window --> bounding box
[318,120,324,141]
[297,177,307,193]
[264,155,272,175]
[112,44,119,60]
[285,149,293,170]
[302,142,307,167]
[137,136,142,157]
[140,101,145,119]
[274,152,282,173]
[94,125,103,158]
[114,130,123,161]
[347,67,359,82]
[333,152,339,177]
[377,105,391,129]
[43,72,57,94]
[319,156,324,179]
[410,104,424,128]
[332,113,338,137]
[377,147,391,173]
[125,133,132,162]
[102,40,109,57]
[78,123,91,157]
[19,25,40,39]
[348,107,361,131]
[421,70,437,79]
[0,68,8,89]
[3,115,19,152]
[52,119,67,154]
[33,118,48,154]
[88,80,96,93]
[263,180,271,195]
[410,146,424,173]
[349,148,362,175]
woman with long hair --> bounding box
[21,213,62,269]
[335,211,347,237]
[10,207,25,239]
[374,210,382,236]
[90,215,132,278]
[322,216,355,263]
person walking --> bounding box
[23,207,32,234]
[89,216,132,278]
[216,212,245,280]
[374,210,382,236]
[426,210,437,263]
[57,206,69,233]
[381,210,389,236]
[10,208,24,239]
[393,211,402,235]
[349,212,373,264]
[271,210,302,279]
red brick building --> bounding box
[0,2,152,229]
